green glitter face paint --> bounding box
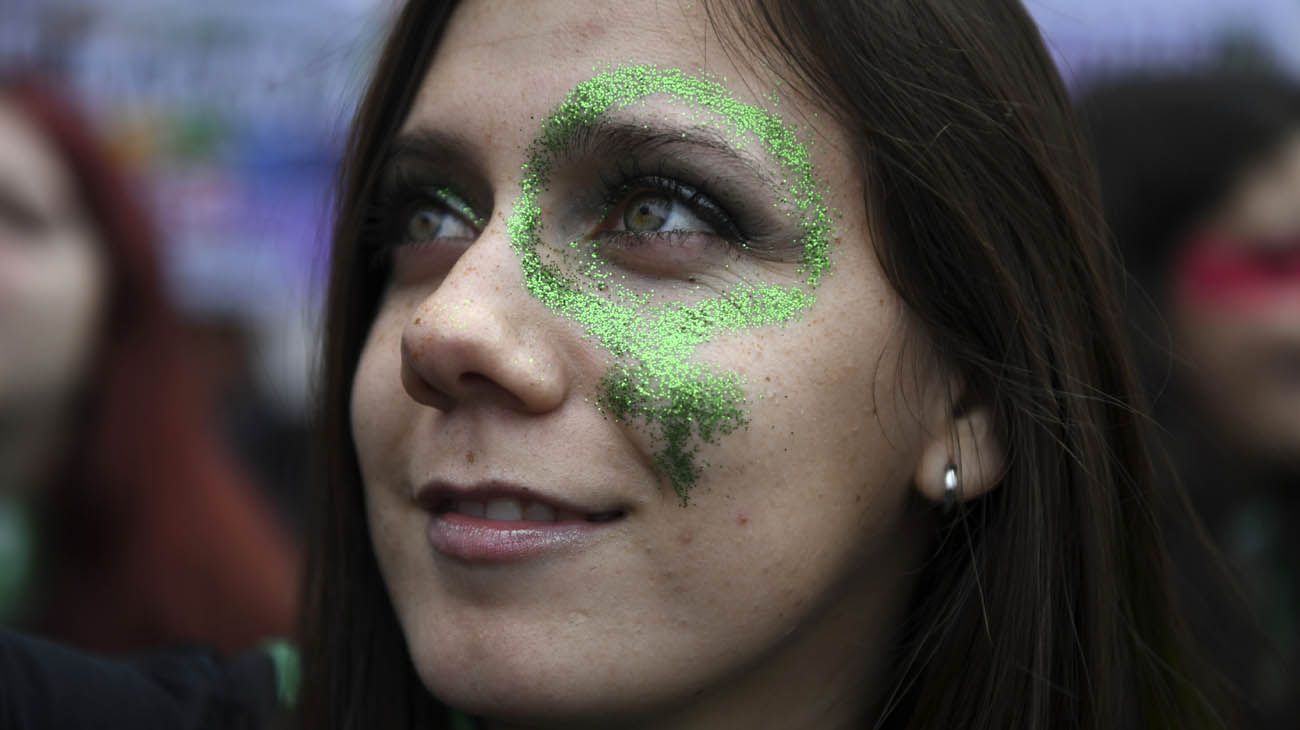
[505,65,833,503]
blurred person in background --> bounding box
[0,72,299,655]
[1079,69,1300,729]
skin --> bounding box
[350,2,1003,728]
[1173,130,1300,463]
[0,100,106,495]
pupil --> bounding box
[409,209,442,240]
[624,192,670,232]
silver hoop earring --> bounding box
[942,464,960,512]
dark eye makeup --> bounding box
[361,137,806,280]
[359,156,486,270]
[594,158,748,241]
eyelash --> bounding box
[361,158,764,271]
[360,167,478,269]
[595,159,748,244]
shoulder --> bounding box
[0,628,288,730]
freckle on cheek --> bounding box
[466,451,476,464]
[735,512,750,527]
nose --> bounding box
[399,233,568,414]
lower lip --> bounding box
[427,512,613,562]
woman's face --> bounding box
[1173,130,1300,463]
[0,100,105,448]
[351,1,951,725]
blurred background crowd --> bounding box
[0,0,1296,726]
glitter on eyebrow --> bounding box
[505,64,834,503]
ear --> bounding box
[913,389,1005,506]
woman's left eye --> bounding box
[597,178,742,244]
[619,191,712,235]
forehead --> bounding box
[406,0,799,145]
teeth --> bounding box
[447,498,613,524]
[484,499,523,521]
[523,502,557,522]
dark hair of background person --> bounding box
[1078,69,1300,294]
[299,1,1221,728]
[1078,70,1300,729]
[2,75,300,654]
[1077,69,1300,408]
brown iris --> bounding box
[407,208,446,242]
[623,192,672,232]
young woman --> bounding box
[300,1,1222,728]
[1080,70,1300,730]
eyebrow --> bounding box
[560,117,781,191]
[385,117,782,192]
[379,128,480,173]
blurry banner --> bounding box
[1026,0,1300,86]
[0,0,395,415]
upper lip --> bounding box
[414,479,629,519]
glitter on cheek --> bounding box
[505,65,834,504]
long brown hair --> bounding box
[300,1,1219,727]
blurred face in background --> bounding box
[1172,129,1300,464]
[0,99,106,480]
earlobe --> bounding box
[914,402,1005,506]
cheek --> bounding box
[1175,300,1300,381]
[656,280,921,607]
[697,261,917,499]
[350,306,436,619]
[351,307,412,484]
[0,235,105,407]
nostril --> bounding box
[457,372,495,389]
[400,355,458,411]
[453,371,533,411]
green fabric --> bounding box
[261,639,301,709]
[448,708,480,730]
[0,495,35,624]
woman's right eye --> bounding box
[399,188,481,246]
[404,206,473,244]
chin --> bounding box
[407,626,690,727]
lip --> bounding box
[417,480,628,563]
